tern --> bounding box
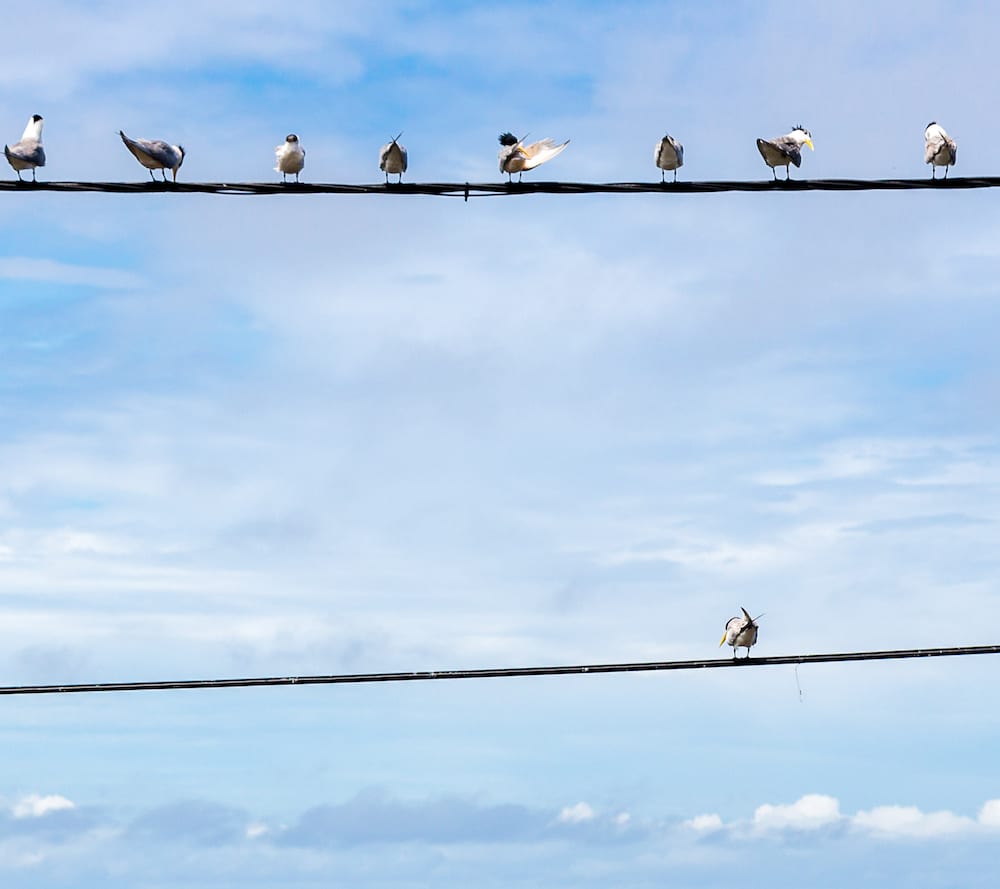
[379,133,407,183]
[4,114,45,181]
[275,133,305,183]
[120,131,185,182]
[924,122,957,179]
[719,607,761,659]
[756,126,813,180]
[654,133,684,182]
[498,132,569,182]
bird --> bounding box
[719,607,760,659]
[119,131,185,182]
[654,133,684,182]
[4,114,46,182]
[498,132,570,182]
[379,133,407,183]
[756,126,813,180]
[924,122,957,179]
[275,134,305,183]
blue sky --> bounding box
[2,1,1000,885]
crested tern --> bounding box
[756,126,813,180]
[4,114,45,181]
[654,133,684,182]
[498,132,570,182]
[719,607,760,659]
[119,131,185,182]
[275,134,305,183]
[924,122,957,179]
[379,133,408,183]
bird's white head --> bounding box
[791,125,814,150]
[23,114,44,140]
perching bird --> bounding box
[498,132,570,181]
[4,114,45,182]
[120,131,185,182]
[924,122,957,179]
[275,134,305,183]
[756,126,813,180]
[654,133,684,182]
[379,133,407,183]
[719,607,760,659]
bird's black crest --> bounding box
[498,132,518,146]
[31,114,43,123]
[286,134,298,142]
[926,121,937,128]
[792,124,810,135]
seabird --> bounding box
[120,131,185,182]
[275,133,305,183]
[654,133,684,182]
[924,122,957,179]
[756,126,813,180]
[498,132,570,182]
[379,133,407,183]
[719,607,760,659]
[4,114,45,182]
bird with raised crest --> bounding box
[756,126,813,180]
[498,132,569,182]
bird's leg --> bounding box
[661,170,665,183]
[15,169,23,181]
[32,168,37,182]
[385,171,389,184]
[148,169,155,182]
[673,170,678,183]
[771,168,777,181]
[944,167,949,179]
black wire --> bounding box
[1,177,999,197]
[1,644,997,697]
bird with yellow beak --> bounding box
[720,607,761,658]
[756,126,813,179]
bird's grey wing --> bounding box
[6,140,45,166]
[120,132,175,166]
[379,142,391,170]
[670,136,684,165]
[398,145,407,172]
[925,137,943,164]
[772,136,802,167]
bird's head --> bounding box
[30,114,43,124]
[172,146,186,181]
[286,134,299,144]
[498,132,519,147]
[792,125,814,150]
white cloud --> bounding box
[753,794,842,832]
[245,822,270,840]
[851,805,974,838]
[557,802,596,824]
[12,794,76,819]
[684,813,723,832]
[978,800,1000,828]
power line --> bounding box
[1,644,997,697]
[1,177,999,198]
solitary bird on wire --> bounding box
[719,607,761,659]
[498,132,570,182]
[924,122,957,179]
[379,132,407,183]
[4,114,46,181]
[654,132,684,182]
[120,131,185,182]
[275,133,305,183]
[756,126,813,180]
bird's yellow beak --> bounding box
[719,633,728,647]
[805,139,814,150]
